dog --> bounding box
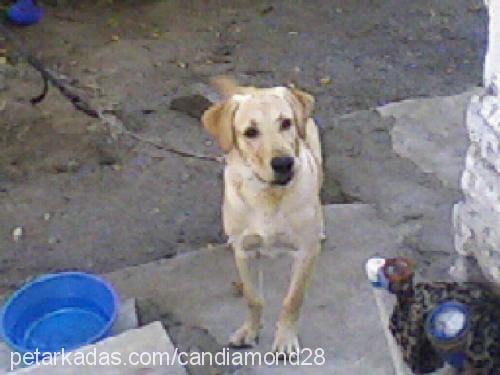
[201,77,324,356]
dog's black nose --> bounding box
[271,156,294,174]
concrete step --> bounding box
[321,89,485,281]
[104,204,407,374]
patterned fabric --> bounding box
[389,282,500,374]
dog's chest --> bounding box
[237,193,317,245]
[248,208,293,240]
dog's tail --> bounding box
[211,76,257,99]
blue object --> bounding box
[371,267,390,290]
[370,280,383,288]
[440,351,467,370]
[6,0,43,26]
[425,301,470,369]
[0,272,118,355]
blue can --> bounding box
[425,301,470,370]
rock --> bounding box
[170,95,213,120]
[98,150,118,166]
[113,109,147,132]
[214,45,233,57]
[377,88,482,189]
[319,76,332,85]
[321,108,460,260]
[12,227,23,242]
[53,160,80,174]
[258,5,274,15]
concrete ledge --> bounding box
[13,322,186,375]
[105,204,403,374]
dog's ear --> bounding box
[202,100,238,153]
[288,87,315,138]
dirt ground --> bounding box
[0,0,487,293]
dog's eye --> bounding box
[280,118,292,131]
[244,127,259,139]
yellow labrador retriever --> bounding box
[202,77,324,356]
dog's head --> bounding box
[202,76,314,186]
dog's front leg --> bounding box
[228,238,264,347]
[272,242,320,356]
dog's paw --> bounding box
[272,323,300,358]
[228,322,259,348]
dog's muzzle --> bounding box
[271,156,294,186]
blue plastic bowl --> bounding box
[6,0,44,26]
[1,272,118,355]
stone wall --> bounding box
[453,89,500,283]
[453,0,500,284]
[484,0,500,88]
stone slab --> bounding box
[105,204,406,374]
[377,88,482,189]
[111,298,139,336]
[321,107,462,279]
